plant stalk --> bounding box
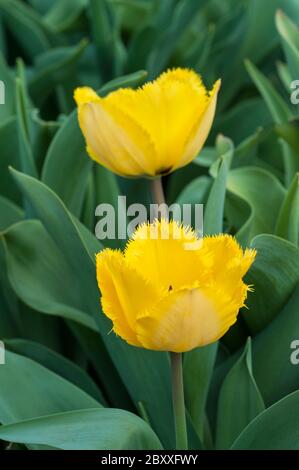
[150,177,168,219]
[170,352,188,450]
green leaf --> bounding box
[89,0,124,81]
[176,176,211,207]
[2,219,98,331]
[276,10,299,82]
[9,169,175,448]
[245,60,292,124]
[245,59,299,183]
[0,51,15,119]
[0,408,162,450]
[224,191,252,246]
[0,350,101,425]
[184,343,218,441]
[0,0,54,58]
[147,0,208,78]
[0,196,23,231]
[204,156,229,235]
[216,98,271,145]
[275,173,299,245]
[44,0,87,33]
[5,339,105,404]
[252,286,299,406]
[0,117,21,204]
[275,118,299,153]
[42,110,92,216]
[244,234,299,334]
[99,70,148,96]
[216,338,265,449]
[231,390,299,449]
[227,167,285,239]
[16,77,37,177]
[29,40,88,106]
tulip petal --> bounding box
[136,281,249,352]
[136,288,222,352]
[175,79,221,170]
[105,69,213,173]
[125,219,207,291]
[202,234,256,290]
[96,249,161,346]
[77,98,157,176]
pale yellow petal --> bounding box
[202,234,256,289]
[136,287,223,352]
[96,249,160,346]
[174,79,221,170]
[74,87,100,105]
[105,69,212,173]
[78,99,157,176]
[125,219,207,291]
[136,280,249,352]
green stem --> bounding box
[170,352,188,450]
[150,177,168,219]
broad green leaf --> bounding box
[147,0,208,78]
[176,176,211,207]
[209,287,299,423]
[227,167,285,239]
[215,98,271,145]
[0,350,101,425]
[89,0,124,81]
[216,339,265,449]
[2,220,98,332]
[6,339,105,404]
[44,0,87,33]
[244,234,299,334]
[10,169,175,448]
[0,0,54,58]
[29,39,88,106]
[42,110,92,216]
[252,286,299,406]
[86,164,127,248]
[0,408,162,450]
[275,173,299,245]
[232,390,299,449]
[245,59,299,183]
[224,191,252,246]
[0,196,23,231]
[184,343,218,441]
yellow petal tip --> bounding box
[74,87,99,106]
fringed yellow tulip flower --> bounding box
[96,220,256,353]
[74,69,220,177]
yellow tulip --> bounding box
[74,69,220,177]
[96,220,256,352]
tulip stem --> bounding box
[151,177,168,219]
[170,352,188,450]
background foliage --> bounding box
[0,0,299,450]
